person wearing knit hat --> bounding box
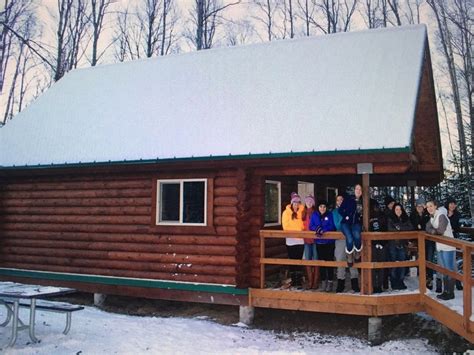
[282,193,305,288]
[415,197,426,206]
[302,194,318,289]
[309,199,336,292]
[291,194,302,204]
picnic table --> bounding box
[0,281,82,347]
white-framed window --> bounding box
[264,180,281,226]
[156,179,207,226]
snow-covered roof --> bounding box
[0,25,427,168]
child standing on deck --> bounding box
[426,199,456,301]
[302,195,318,289]
[310,200,336,292]
[282,193,305,288]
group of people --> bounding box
[282,184,461,300]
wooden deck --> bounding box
[252,230,474,343]
[250,288,423,316]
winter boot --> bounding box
[346,248,354,267]
[294,271,304,288]
[354,246,362,263]
[426,278,433,290]
[435,276,443,293]
[455,280,463,290]
[351,278,360,293]
[437,276,455,301]
[326,280,333,292]
[336,279,345,293]
[319,280,326,292]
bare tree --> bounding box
[190,0,240,50]
[54,0,74,81]
[0,0,39,124]
[360,0,380,28]
[90,0,113,66]
[296,0,317,36]
[66,0,89,70]
[252,0,283,41]
[387,0,402,25]
[404,0,423,24]
[428,0,473,217]
[317,0,358,34]
[225,19,255,46]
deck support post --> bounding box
[239,306,254,325]
[94,293,107,307]
[368,316,383,345]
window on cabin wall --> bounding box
[156,179,207,225]
[264,180,281,226]
[327,187,338,209]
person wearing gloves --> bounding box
[309,200,336,292]
[302,195,318,289]
[282,193,305,288]
[425,199,456,301]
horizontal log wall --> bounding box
[0,169,248,288]
[247,176,297,287]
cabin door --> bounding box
[298,181,314,201]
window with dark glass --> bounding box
[157,179,207,225]
[264,180,281,225]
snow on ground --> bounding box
[0,305,437,354]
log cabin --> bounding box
[3,24,470,343]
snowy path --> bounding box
[0,305,437,354]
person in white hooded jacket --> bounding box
[425,199,456,301]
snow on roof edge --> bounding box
[0,146,411,170]
[59,24,429,79]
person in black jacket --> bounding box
[369,199,387,293]
[387,203,413,290]
[445,197,461,238]
[338,184,364,267]
[410,198,434,289]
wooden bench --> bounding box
[2,299,84,335]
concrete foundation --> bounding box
[94,293,107,307]
[239,306,255,325]
[368,316,383,345]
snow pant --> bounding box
[340,223,362,252]
[335,239,358,280]
[425,240,436,280]
[316,243,335,282]
[372,242,387,290]
[287,244,305,285]
[388,241,406,287]
[438,250,456,294]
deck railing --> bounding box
[259,230,474,338]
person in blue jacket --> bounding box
[310,200,336,292]
[338,184,363,266]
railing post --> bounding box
[463,245,472,332]
[418,232,426,298]
[260,232,265,289]
[361,235,372,295]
